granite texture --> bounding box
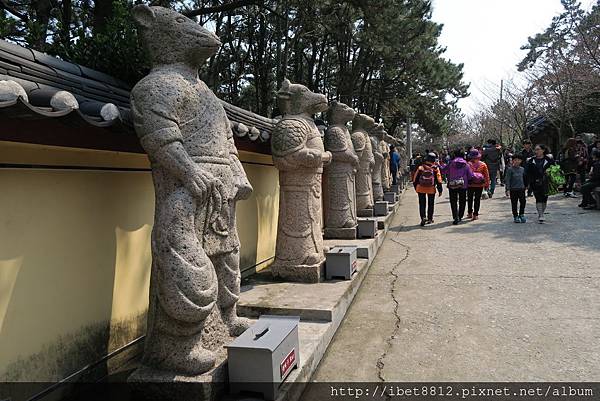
[351,114,376,212]
[369,124,385,201]
[270,79,331,283]
[128,5,251,378]
[323,101,358,239]
[380,129,392,192]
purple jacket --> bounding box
[442,157,474,189]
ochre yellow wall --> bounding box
[0,141,278,382]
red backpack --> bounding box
[418,166,436,187]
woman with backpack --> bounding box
[413,152,443,226]
[443,149,476,225]
[525,144,555,223]
[466,149,490,220]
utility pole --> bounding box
[406,115,413,161]
[499,79,504,144]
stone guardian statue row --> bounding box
[128,5,396,381]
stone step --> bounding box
[233,194,403,401]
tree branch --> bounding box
[0,0,28,21]
[183,0,260,18]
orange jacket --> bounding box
[468,160,490,188]
[414,162,443,194]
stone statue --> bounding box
[369,124,385,201]
[270,79,331,283]
[382,133,395,192]
[129,5,251,377]
[323,101,359,239]
[351,114,376,215]
[381,132,392,192]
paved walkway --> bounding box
[303,189,600,391]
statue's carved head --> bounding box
[370,123,386,138]
[352,113,376,132]
[277,79,328,116]
[133,5,221,66]
[327,101,355,125]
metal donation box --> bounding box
[357,218,377,238]
[384,192,398,204]
[325,246,358,280]
[226,315,300,400]
[374,201,389,216]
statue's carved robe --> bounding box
[352,129,375,210]
[270,116,327,282]
[371,135,384,201]
[324,125,358,229]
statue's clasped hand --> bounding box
[184,167,226,217]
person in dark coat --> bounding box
[482,139,501,197]
[525,144,555,223]
[579,149,600,209]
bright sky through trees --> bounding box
[432,0,597,115]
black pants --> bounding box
[533,189,548,203]
[418,193,435,220]
[581,181,599,206]
[391,168,398,185]
[467,187,484,216]
[565,173,576,193]
[449,188,467,220]
[578,165,587,184]
[510,189,526,217]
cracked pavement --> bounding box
[302,189,600,391]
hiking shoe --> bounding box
[420,218,427,227]
[514,216,520,223]
[519,215,527,223]
[452,219,459,225]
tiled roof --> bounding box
[0,39,275,154]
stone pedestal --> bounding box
[129,361,227,401]
[357,208,374,217]
[324,226,358,240]
[271,260,326,283]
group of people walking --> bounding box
[410,136,600,227]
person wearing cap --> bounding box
[413,152,443,226]
[467,149,490,220]
[505,154,528,223]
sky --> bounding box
[431,0,597,115]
